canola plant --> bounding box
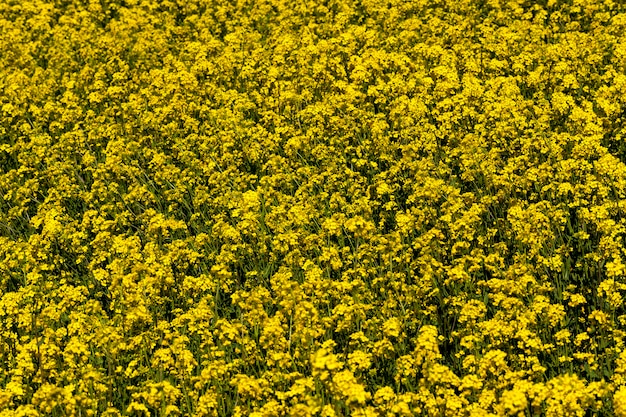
[1,0,626,415]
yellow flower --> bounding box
[615,386,626,417]
[382,317,402,338]
[332,370,371,405]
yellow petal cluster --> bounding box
[2,0,626,416]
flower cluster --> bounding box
[1,0,626,416]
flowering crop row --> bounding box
[2,0,626,416]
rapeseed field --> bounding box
[1,0,626,415]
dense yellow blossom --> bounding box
[1,0,626,415]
